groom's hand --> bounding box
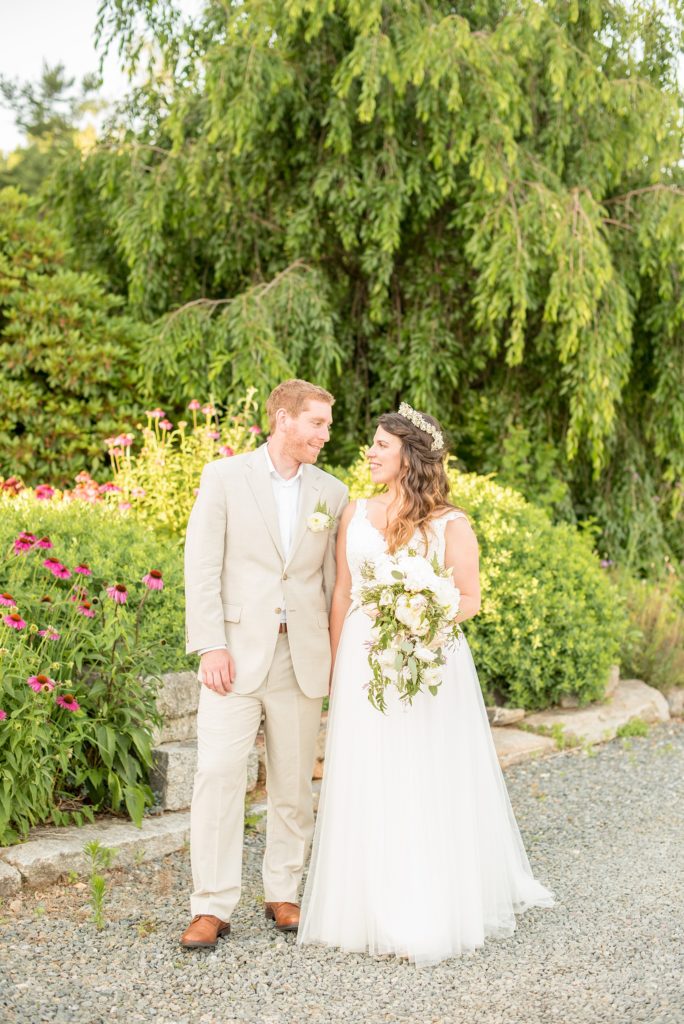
[200,649,236,695]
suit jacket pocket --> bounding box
[317,612,330,629]
[222,603,242,623]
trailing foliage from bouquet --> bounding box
[354,551,461,713]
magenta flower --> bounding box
[56,694,80,712]
[248,425,262,435]
[131,488,146,499]
[37,629,61,641]
[74,564,92,576]
[13,532,36,553]
[159,419,173,431]
[27,674,56,692]
[0,709,6,721]
[142,569,164,591]
[4,613,26,630]
[77,602,95,618]
[98,482,122,494]
[35,484,55,500]
[106,584,128,605]
[0,593,16,607]
[114,433,134,448]
[202,403,215,416]
[44,559,71,580]
[118,501,132,511]
[207,430,221,440]
[146,408,165,419]
[219,445,235,457]
[35,536,53,550]
[188,399,201,411]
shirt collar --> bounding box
[264,443,303,484]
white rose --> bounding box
[362,601,380,619]
[379,647,400,669]
[308,511,330,533]
[374,557,401,587]
[379,588,394,607]
[414,644,437,663]
[397,555,439,593]
[423,665,443,687]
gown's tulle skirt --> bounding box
[298,608,555,965]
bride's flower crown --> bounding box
[397,403,445,452]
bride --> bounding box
[298,404,554,965]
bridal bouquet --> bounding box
[353,551,461,713]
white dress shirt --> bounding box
[199,445,302,655]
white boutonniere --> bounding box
[307,500,336,533]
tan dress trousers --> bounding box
[190,634,323,921]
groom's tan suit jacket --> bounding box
[184,445,348,698]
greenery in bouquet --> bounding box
[0,496,185,845]
[354,551,461,713]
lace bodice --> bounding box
[346,499,466,586]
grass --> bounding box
[616,717,650,739]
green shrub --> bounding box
[0,494,187,844]
[617,570,684,692]
[343,456,626,710]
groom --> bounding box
[181,379,348,948]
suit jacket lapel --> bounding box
[286,464,321,568]
[244,446,285,562]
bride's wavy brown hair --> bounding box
[376,410,456,554]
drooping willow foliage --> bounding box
[45,0,683,572]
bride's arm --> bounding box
[444,517,481,623]
[329,502,355,687]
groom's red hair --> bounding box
[266,379,335,433]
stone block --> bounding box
[151,741,198,812]
[0,858,21,897]
[605,663,620,697]
[0,812,190,889]
[486,706,526,726]
[152,713,198,746]
[523,679,670,746]
[491,727,556,768]
[151,671,200,722]
[664,687,684,717]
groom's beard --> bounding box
[283,434,325,465]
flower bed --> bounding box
[0,495,186,845]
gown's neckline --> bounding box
[358,498,463,545]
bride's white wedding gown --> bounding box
[298,499,554,965]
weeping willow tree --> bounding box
[50,0,683,572]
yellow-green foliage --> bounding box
[343,456,625,710]
[617,570,684,692]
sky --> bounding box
[0,0,203,153]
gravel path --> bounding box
[1,722,683,1024]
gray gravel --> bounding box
[1,722,683,1024]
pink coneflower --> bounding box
[142,570,164,591]
[188,399,201,411]
[207,430,221,440]
[131,488,146,499]
[106,584,128,605]
[114,433,134,448]
[118,501,132,511]
[37,629,60,641]
[202,403,215,416]
[44,559,71,580]
[74,564,92,576]
[69,586,88,602]
[56,693,80,711]
[13,532,36,553]
[3,613,26,630]
[40,595,53,604]
[98,482,122,494]
[0,593,15,607]
[35,484,55,500]
[219,445,235,457]
[27,674,56,692]
[77,602,95,618]
[159,419,173,431]
[248,425,262,435]
[2,477,24,495]
[0,709,6,721]
[146,408,165,419]
[35,536,53,549]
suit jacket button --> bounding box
[282,573,288,580]
[275,607,282,614]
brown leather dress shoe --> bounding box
[264,901,300,932]
[180,914,231,948]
